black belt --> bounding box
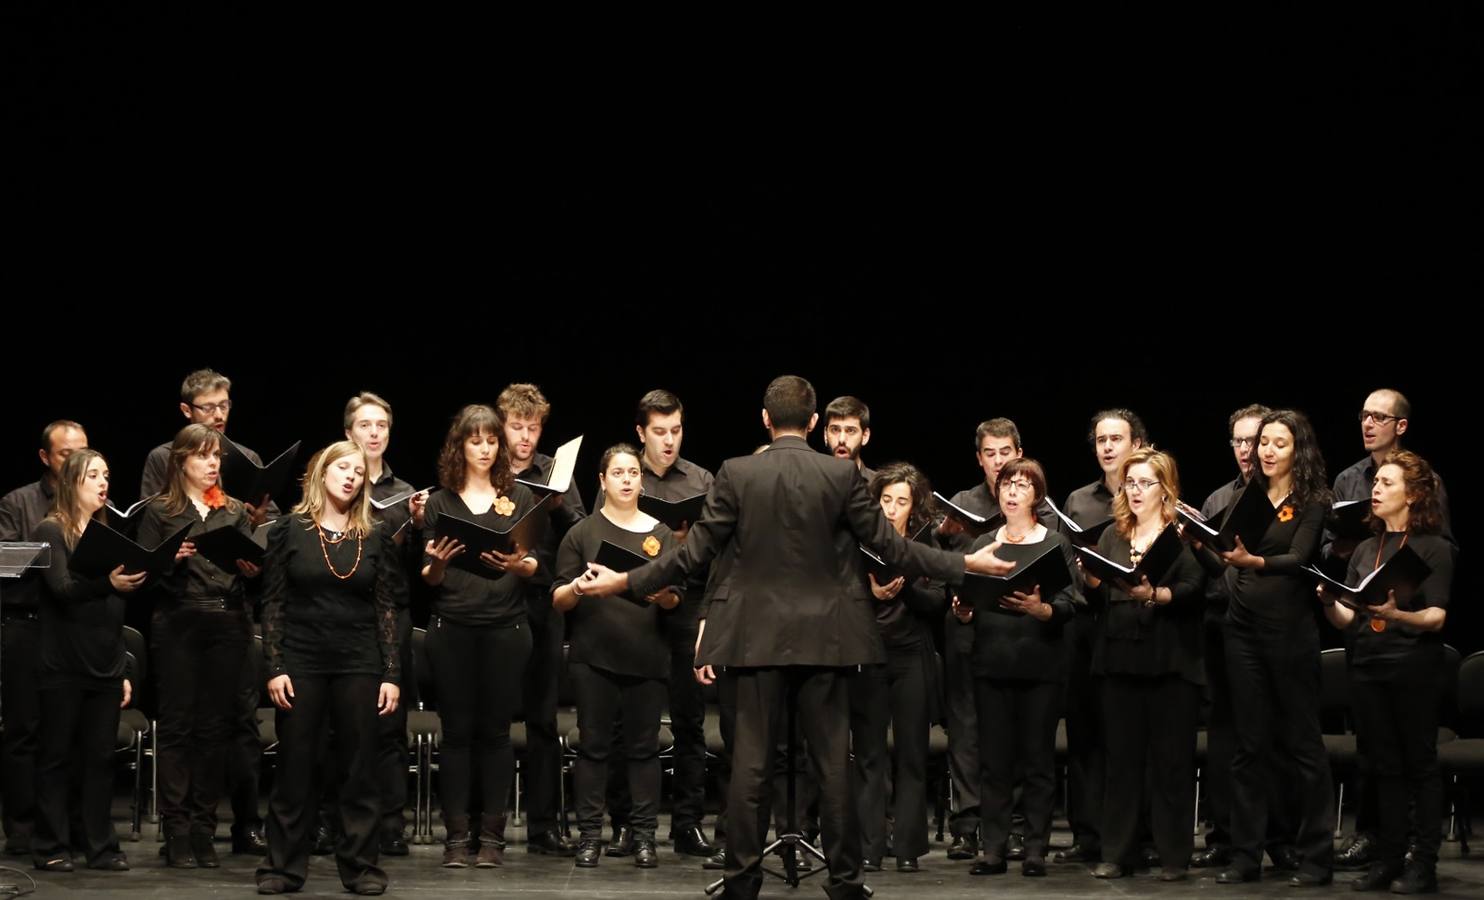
[171,597,243,611]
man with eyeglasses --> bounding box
[1058,409,1146,867]
[1328,389,1454,872]
[140,368,275,858]
[1190,405,1271,870]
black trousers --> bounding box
[974,677,1060,861]
[1101,674,1200,868]
[375,608,413,839]
[1,616,41,845]
[1064,613,1104,851]
[667,622,709,833]
[152,604,251,837]
[1225,621,1334,877]
[518,601,564,835]
[942,622,980,837]
[572,663,664,841]
[32,680,122,866]
[1201,612,1235,847]
[850,650,931,861]
[1351,669,1442,869]
[258,674,385,892]
[426,617,530,824]
[229,631,264,834]
[726,666,861,900]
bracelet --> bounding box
[571,577,586,597]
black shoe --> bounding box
[380,834,409,856]
[527,828,577,856]
[1092,862,1129,878]
[1192,844,1232,868]
[1337,833,1378,870]
[862,857,881,872]
[257,876,290,894]
[191,834,220,868]
[605,825,634,858]
[1353,864,1403,891]
[1160,866,1189,882]
[795,849,814,872]
[703,848,726,870]
[1217,865,1261,884]
[166,834,197,869]
[673,825,718,857]
[1140,845,1162,868]
[575,839,602,868]
[1023,858,1046,877]
[1289,869,1333,887]
[35,855,73,872]
[1271,845,1303,872]
[1005,833,1026,861]
[87,854,129,871]
[970,855,1007,875]
[1054,842,1097,863]
[349,877,386,896]
[233,825,268,855]
[947,833,978,860]
[897,857,920,872]
[635,839,658,868]
[311,825,335,856]
[1389,864,1437,894]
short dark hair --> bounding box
[763,376,816,431]
[40,419,85,453]
[996,457,1048,510]
[824,396,870,430]
[635,389,684,429]
[974,418,1021,452]
[1087,408,1148,446]
[180,369,231,404]
[1227,404,1271,437]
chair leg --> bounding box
[131,733,144,841]
[151,721,162,840]
[512,763,523,826]
[1193,766,1202,836]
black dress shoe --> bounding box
[87,854,129,871]
[349,877,386,896]
[380,835,409,856]
[634,839,658,868]
[312,825,335,856]
[191,834,220,868]
[527,828,576,856]
[862,857,881,872]
[673,825,718,857]
[605,825,634,857]
[947,833,978,860]
[1270,844,1302,871]
[897,857,919,872]
[1336,833,1377,870]
[1054,842,1097,863]
[1351,863,1403,891]
[1140,845,1162,868]
[1160,866,1189,882]
[1005,833,1026,861]
[575,838,602,867]
[257,876,289,894]
[703,848,726,870]
[233,826,268,855]
[970,855,1007,875]
[35,855,74,872]
[1022,858,1046,877]
[1289,869,1333,887]
[165,834,197,868]
[1092,862,1128,878]
[1389,863,1438,894]
[1217,865,1261,883]
[1191,844,1231,868]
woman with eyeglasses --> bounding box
[1191,409,1334,888]
[1317,450,1452,894]
[950,458,1080,878]
[1080,449,1203,881]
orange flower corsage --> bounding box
[642,536,662,557]
[1277,505,1294,523]
[203,484,227,509]
[493,495,516,516]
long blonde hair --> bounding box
[292,441,373,536]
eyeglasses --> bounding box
[191,400,233,415]
[1001,479,1036,494]
[1358,409,1398,425]
[1122,478,1161,494]
[1229,437,1256,449]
